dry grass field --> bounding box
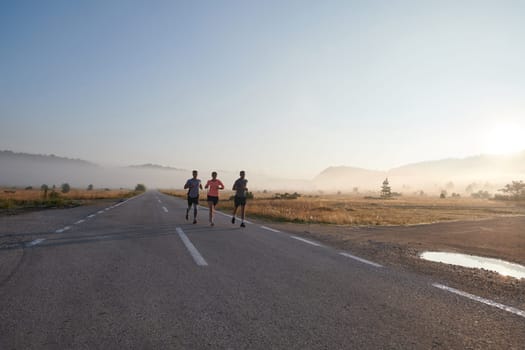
[161,190,525,226]
[0,187,138,211]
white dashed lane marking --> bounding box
[176,227,208,266]
[162,207,168,213]
[26,238,45,247]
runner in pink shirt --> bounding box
[205,171,225,226]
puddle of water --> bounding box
[420,251,525,279]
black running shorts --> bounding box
[187,196,199,206]
[207,196,219,206]
[234,195,246,207]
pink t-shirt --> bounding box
[206,179,224,197]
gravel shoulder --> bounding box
[266,216,525,309]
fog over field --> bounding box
[1,150,524,195]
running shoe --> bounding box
[240,222,246,228]
[193,219,197,224]
[231,217,235,224]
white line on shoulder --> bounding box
[260,225,281,233]
[433,283,525,318]
[339,252,383,268]
[290,236,323,247]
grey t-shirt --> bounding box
[185,178,201,198]
[233,178,248,197]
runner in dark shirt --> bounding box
[231,170,248,227]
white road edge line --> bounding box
[97,211,104,214]
[55,229,64,233]
[63,226,71,232]
[290,236,323,247]
[213,210,253,224]
[432,283,525,319]
[339,252,383,268]
[26,238,45,247]
[87,214,95,218]
[162,206,168,213]
[260,225,280,233]
[75,220,85,225]
[176,227,208,266]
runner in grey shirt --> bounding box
[184,170,203,224]
[231,170,248,227]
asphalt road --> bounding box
[0,191,523,349]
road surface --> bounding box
[0,191,523,349]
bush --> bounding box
[135,184,146,192]
[272,192,301,200]
[61,183,71,193]
[471,190,490,199]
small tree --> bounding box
[499,180,525,200]
[41,184,49,199]
[87,184,93,191]
[61,183,71,193]
[135,184,146,192]
[380,178,392,198]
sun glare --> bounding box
[483,122,525,155]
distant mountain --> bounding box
[0,150,96,166]
[390,152,525,177]
[0,150,188,188]
[314,166,386,190]
[315,151,525,193]
[128,164,187,171]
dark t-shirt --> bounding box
[185,178,201,198]
[233,178,248,197]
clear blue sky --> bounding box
[1,0,524,179]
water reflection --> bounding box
[420,251,525,279]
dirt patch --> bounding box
[267,217,525,309]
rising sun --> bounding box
[483,122,525,155]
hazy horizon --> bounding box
[2,1,525,179]
[1,149,524,195]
